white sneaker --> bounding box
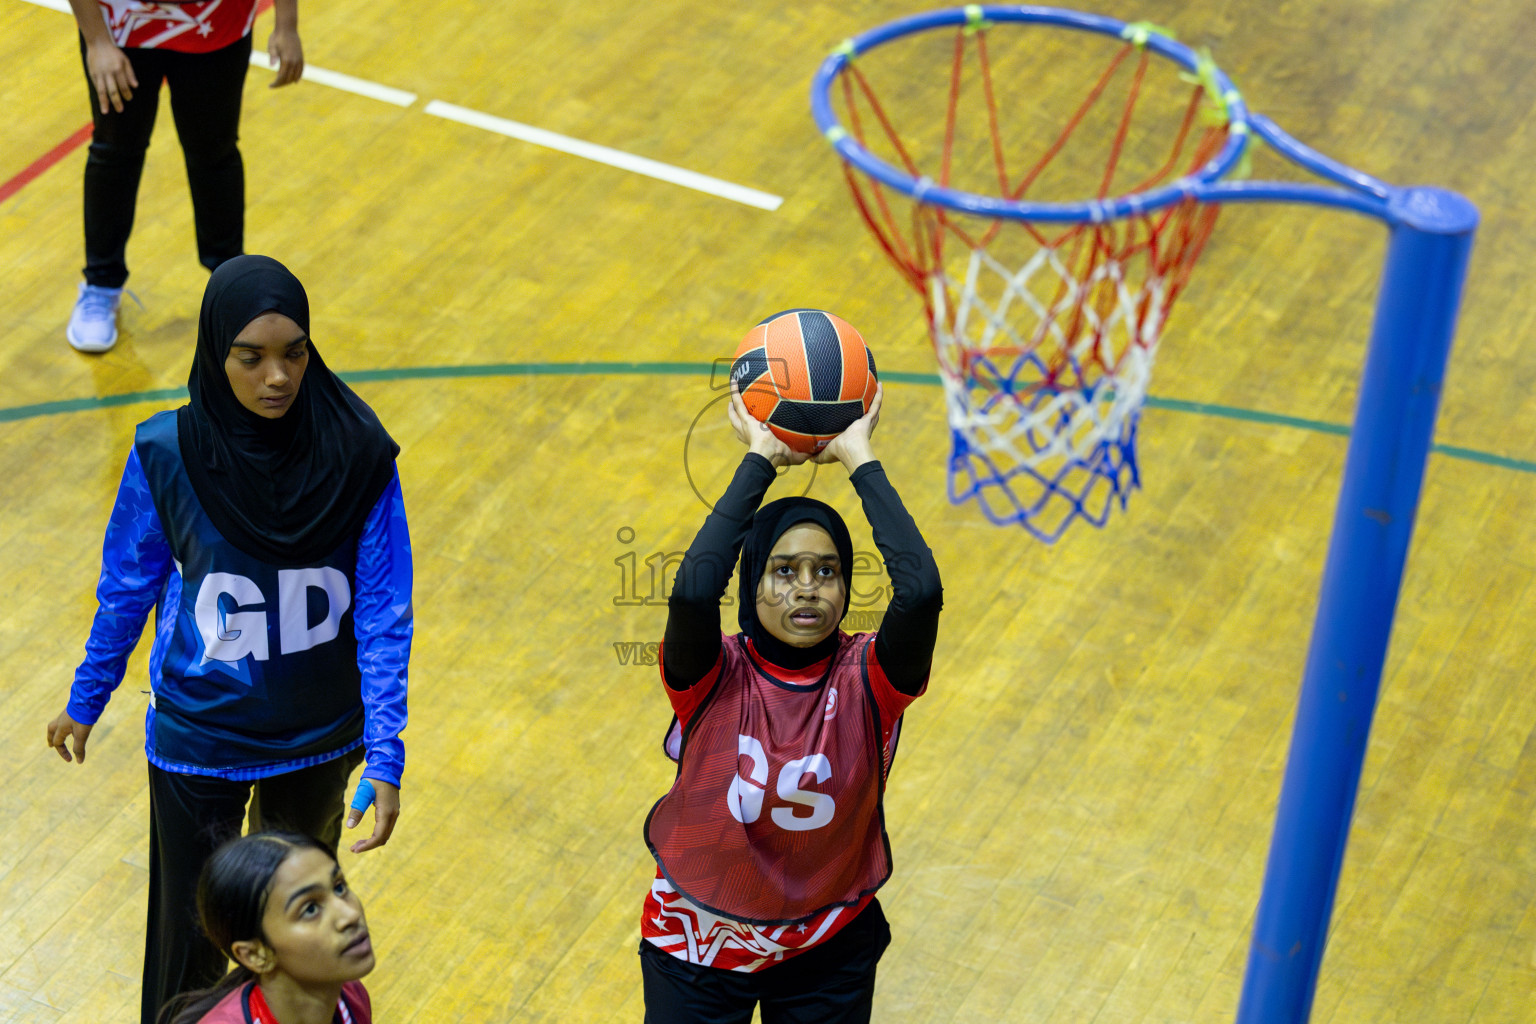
[67,283,124,353]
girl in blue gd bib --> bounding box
[46,255,411,1024]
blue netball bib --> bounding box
[135,411,364,771]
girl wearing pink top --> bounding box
[157,832,375,1024]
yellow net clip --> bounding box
[832,38,857,62]
[1177,52,1252,178]
[1120,20,1174,49]
[963,5,991,35]
[1182,47,1236,126]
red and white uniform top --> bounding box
[641,631,923,973]
[96,0,258,53]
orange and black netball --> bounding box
[730,309,877,454]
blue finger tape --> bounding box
[349,779,376,814]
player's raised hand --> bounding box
[817,382,882,471]
[730,382,810,467]
[46,710,94,764]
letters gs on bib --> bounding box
[727,734,836,832]
[195,569,352,663]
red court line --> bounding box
[0,123,93,206]
[0,0,276,208]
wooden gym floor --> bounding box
[2,0,1534,1020]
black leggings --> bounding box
[80,33,252,288]
[639,899,892,1024]
[141,750,361,1024]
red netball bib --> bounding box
[644,634,892,925]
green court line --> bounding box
[3,361,1531,475]
[0,386,191,422]
[1142,396,1350,437]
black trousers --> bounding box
[639,899,892,1024]
[80,33,252,288]
[141,750,361,1024]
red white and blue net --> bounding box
[826,15,1228,540]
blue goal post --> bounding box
[811,8,1478,1022]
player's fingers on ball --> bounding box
[863,390,882,424]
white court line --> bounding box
[424,100,784,211]
[247,53,417,107]
[18,0,782,211]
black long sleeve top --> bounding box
[662,454,942,696]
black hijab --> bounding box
[736,496,855,670]
[177,255,400,566]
